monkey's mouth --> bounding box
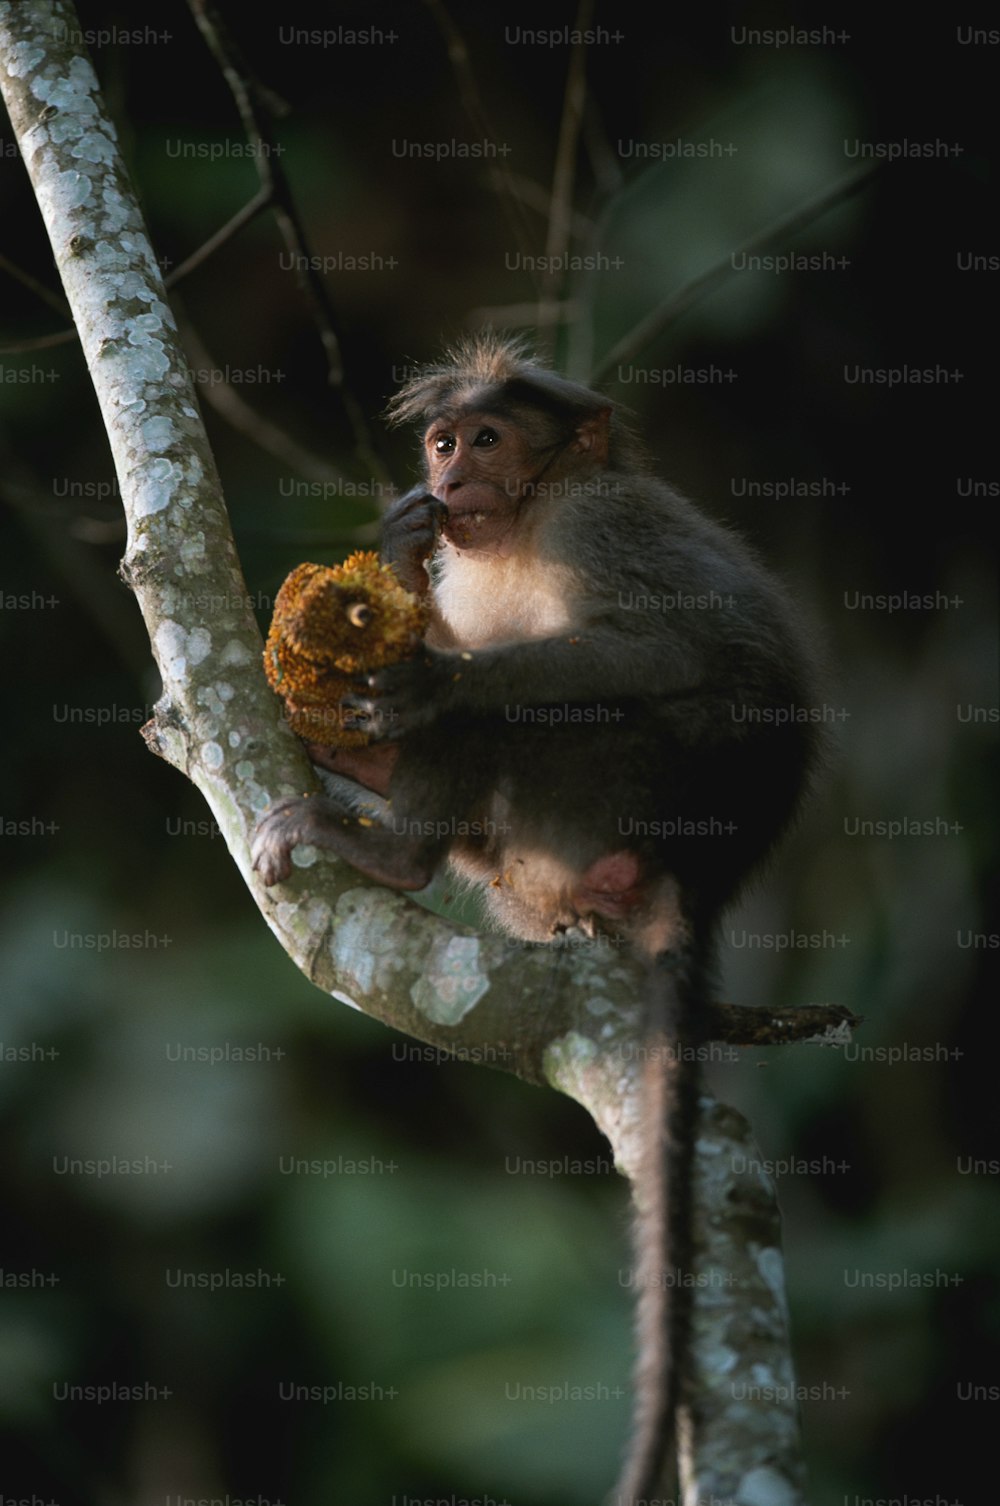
[443,506,494,539]
[446,506,489,523]
[444,505,525,558]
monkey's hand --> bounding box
[342,648,455,740]
[381,488,447,595]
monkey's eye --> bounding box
[433,433,456,455]
[346,601,373,628]
[473,427,499,447]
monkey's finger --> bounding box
[361,712,407,743]
[362,658,423,691]
[340,692,375,718]
[339,688,404,734]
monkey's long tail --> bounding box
[613,942,705,1506]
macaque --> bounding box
[252,335,822,1502]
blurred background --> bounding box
[1,2,996,1503]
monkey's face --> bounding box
[422,410,546,552]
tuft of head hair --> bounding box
[386,332,612,430]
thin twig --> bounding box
[468,298,579,329]
[500,172,596,239]
[594,163,881,381]
[705,1001,861,1045]
[0,327,76,354]
[179,315,363,490]
[164,186,272,287]
[538,0,594,351]
[422,0,538,279]
[563,101,625,379]
[0,195,274,352]
[581,96,624,200]
[1,469,150,682]
[186,0,393,490]
[0,251,71,317]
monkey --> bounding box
[251,334,822,1502]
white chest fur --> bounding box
[432,547,578,648]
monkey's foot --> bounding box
[573,850,646,920]
[251,794,338,886]
[252,793,439,891]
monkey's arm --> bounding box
[366,501,801,728]
[455,631,706,703]
[347,612,795,736]
[341,633,692,735]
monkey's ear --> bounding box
[572,407,612,463]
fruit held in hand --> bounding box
[263,551,428,749]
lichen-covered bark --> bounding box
[680,1102,809,1506]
